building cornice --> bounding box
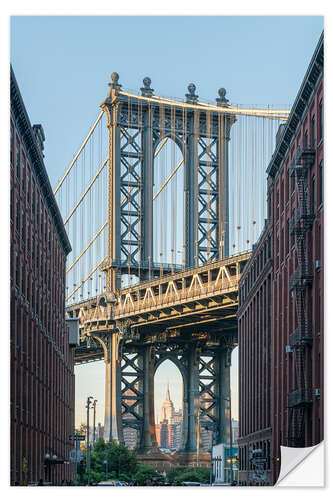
[267,32,323,179]
[10,66,71,256]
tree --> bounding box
[77,438,138,484]
[167,465,210,485]
[132,464,162,485]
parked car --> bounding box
[97,479,123,486]
[97,480,115,486]
[181,481,201,486]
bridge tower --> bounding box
[100,73,235,291]
[74,75,240,461]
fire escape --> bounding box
[288,144,315,447]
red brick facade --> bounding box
[237,34,323,485]
[237,225,273,485]
[10,67,74,485]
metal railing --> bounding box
[290,207,315,235]
[289,145,315,177]
[287,388,313,408]
[290,264,313,291]
[289,324,313,348]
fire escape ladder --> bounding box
[288,145,315,447]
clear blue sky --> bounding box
[10,16,323,427]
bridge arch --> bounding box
[153,136,184,268]
[153,356,187,452]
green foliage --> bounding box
[132,464,162,485]
[167,465,210,485]
[77,438,138,484]
[166,466,189,483]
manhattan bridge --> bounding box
[57,73,289,465]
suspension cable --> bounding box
[66,221,107,274]
[64,157,108,225]
[54,110,104,195]
[66,258,105,302]
[153,158,184,201]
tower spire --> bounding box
[166,381,170,401]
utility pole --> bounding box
[196,412,200,467]
[86,396,94,485]
[229,396,233,483]
[93,399,98,444]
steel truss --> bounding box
[101,75,235,290]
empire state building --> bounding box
[155,384,182,451]
[160,383,175,422]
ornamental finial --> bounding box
[216,87,229,107]
[141,76,154,97]
[108,72,122,93]
[185,82,198,104]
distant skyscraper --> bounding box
[160,383,175,422]
[156,384,182,450]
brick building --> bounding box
[237,33,323,485]
[10,66,74,485]
[237,223,273,485]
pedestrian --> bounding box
[37,478,44,486]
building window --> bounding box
[31,282,34,310]
[311,115,315,149]
[27,222,30,254]
[10,125,14,166]
[21,156,25,192]
[21,210,25,242]
[36,243,39,269]
[281,229,284,260]
[319,162,323,205]
[268,192,271,220]
[15,252,19,286]
[281,180,284,211]
[291,210,295,247]
[15,199,20,232]
[276,236,279,263]
[32,185,35,215]
[21,263,25,296]
[303,130,308,149]
[286,220,290,254]
[36,289,39,316]
[15,137,20,180]
[10,188,14,222]
[276,189,279,218]
[27,172,30,203]
[27,274,30,302]
[319,100,323,141]
[311,175,315,214]
[286,172,289,202]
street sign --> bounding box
[69,449,83,463]
[69,434,85,441]
[251,457,268,466]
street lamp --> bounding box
[86,396,94,485]
[222,395,233,484]
[103,460,108,480]
[93,399,98,444]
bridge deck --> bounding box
[69,252,251,363]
